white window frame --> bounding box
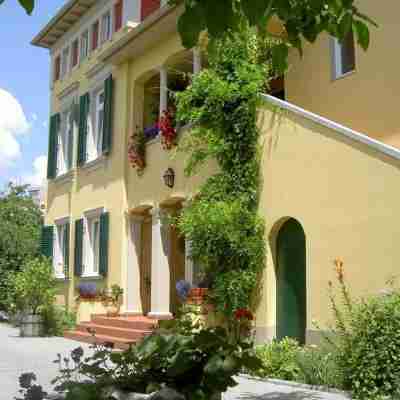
[331,35,356,80]
[101,10,112,43]
[87,86,104,162]
[60,46,70,79]
[57,106,74,176]
[83,208,104,277]
[80,30,89,62]
[53,218,69,279]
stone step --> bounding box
[64,330,136,351]
[76,322,153,341]
[91,315,157,331]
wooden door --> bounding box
[276,219,307,344]
[140,219,152,315]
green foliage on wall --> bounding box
[175,25,271,318]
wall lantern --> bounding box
[163,168,175,188]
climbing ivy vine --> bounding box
[175,25,272,318]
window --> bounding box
[80,30,89,61]
[91,21,99,51]
[54,223,69,278]
[87,89,104,161]
[84,215,101,276]
[185,241,205,287]
[114,1,123,32]
[71,39,79,68]
[101,11,111,43]
[332,32,356,79]
[54,55,61,82]
[57,108,73,176]
[60,47,69,79]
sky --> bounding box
[0,1,65,188]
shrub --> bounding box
[252,338,301,381]
[327,260,400,399]
[11,257,56,316]
[42,305,76,337]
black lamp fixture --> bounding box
[163,168,175,188]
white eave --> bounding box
[31,0,96,49]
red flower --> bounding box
[234,308,254,321]
[159,109,177,150]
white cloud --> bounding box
[31,113,38,122]
[24,155,47,186]
[0,88,30,170]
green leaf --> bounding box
[177,3,206,48]
[241,0,273,26]
[203,0,238,38]
[271,43,289,74]
[339,13,353,41]
[353,20,370,50]
[18,0,34,14]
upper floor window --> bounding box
[101,11,111,43]
[71,39,79,68]
[57,107,74,176]
[87,88,105,162]
[54,55,61,82]
[80,30,89,61]
[114,1,123,32]
[331,32,356,80]
[60,47,69,79]
[91,20,99,51]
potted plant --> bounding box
[76,282,98,301]
[103,284,124,317]
[13,257,56,337]
[159,109,177,150]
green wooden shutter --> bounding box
[46,114,60,179]
[67,111,74,170]
[77,93,90,166]
[99,212,109,277]
[74,219,84,277]
[64,222,70,278]
[40,226,54,260]
[102,75,114,154]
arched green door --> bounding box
[276,218,306,344]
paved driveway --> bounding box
[0,323,349,400]
[0,323,90,400]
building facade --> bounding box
[33,0,400,342]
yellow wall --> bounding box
[256,100,400,342]
[286,0,400,148]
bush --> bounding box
[327,261,400,399]
[42,305,76,336]
[252,338,301,381]
[11,257,56,316]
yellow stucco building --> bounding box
[32,0,400,344]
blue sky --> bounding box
[0,1,65,187]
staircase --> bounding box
[64,315,158,350]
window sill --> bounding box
[332,69,356,82]
[53,170,74,185]
[80,155,108,174]
[55,275,67,281]
[79,274,104,280]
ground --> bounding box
[0,323,349,400]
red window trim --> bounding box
[141,0,160,21]
[92,21,99,51]
[114,0,123,32]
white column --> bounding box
[193,47,202,75]
[126,214,144,314]
[148,208,172,319]
[159,66,168,116]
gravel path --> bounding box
[0,323,349,400]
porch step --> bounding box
[64,315,158,350]
[64,330,136,351]
[77,322,153,341]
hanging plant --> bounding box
[159,109,177,150]
[128,128,146,173]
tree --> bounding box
[171,0,375,73]
[0,0,34,15]
[0,183,42,310]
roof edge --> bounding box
[262,94,400,162]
